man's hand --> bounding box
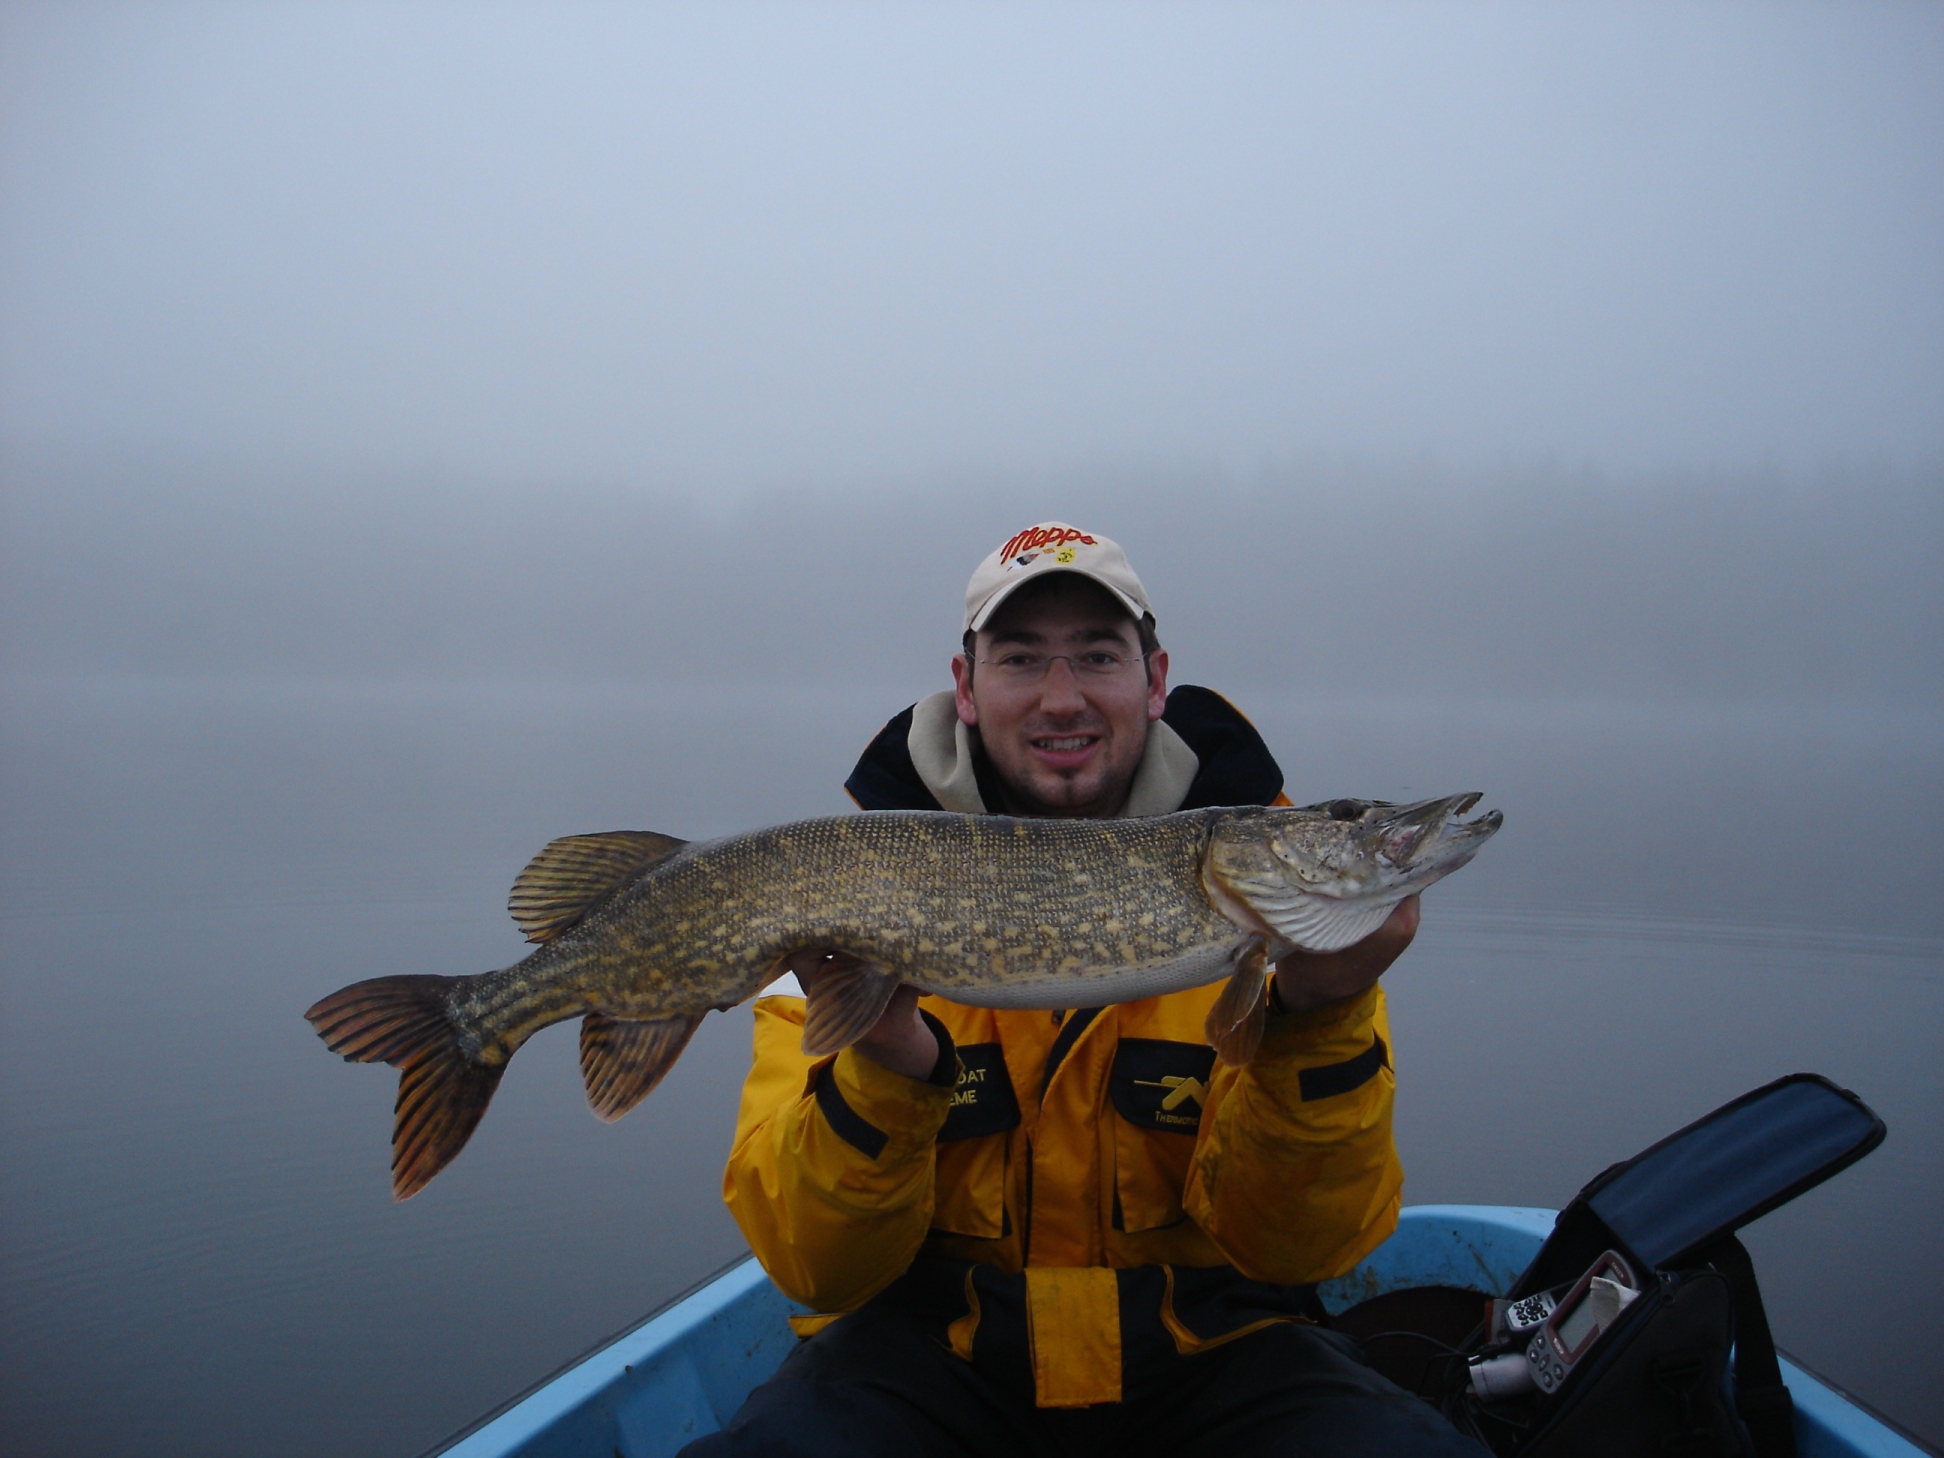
[1269,895,1419,1016]
[788,952,939,1080]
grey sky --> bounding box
[4,2,1941,493]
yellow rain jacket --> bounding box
[722,687,1405,1408]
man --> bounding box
[686,524,1485,1457]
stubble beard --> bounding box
[985,725,1146,820]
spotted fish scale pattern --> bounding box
[464,809,1247,1041]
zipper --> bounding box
[1022,1007,1102,1268]
[1022,1137,1035,1266]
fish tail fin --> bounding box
[305,975,507,1201]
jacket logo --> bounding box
[1133,1074,1206,1112]
[938,1043,1022,1143]
[1111,1039,1218,1134]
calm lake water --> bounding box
[2,674,1938,1455]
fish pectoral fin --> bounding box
[579,1013,702,1122]
[304,975,507,1201]
[798,960,902,1058]
[508,831,690,943]
[1232,887,1400,954]
[1204,944,1270,1067]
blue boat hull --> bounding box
[435,1206,1927,1458]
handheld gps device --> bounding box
[1524,1251,1640,1394]
[1469,1250,1642,1401]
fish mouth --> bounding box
[1371,792,1503,873]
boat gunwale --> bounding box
[421,1206,1937,1457]
[417,1249,763,1458]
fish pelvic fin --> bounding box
[509,831,690,944]
[1204,943,1270,1068]
[579,1013,702,1122]
[304,975,507,1201]
[798,960,902,1058]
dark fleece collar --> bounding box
[844,684,1284,813]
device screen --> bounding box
[1555,1291,1602,1353]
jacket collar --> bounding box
[844,684,1284,815]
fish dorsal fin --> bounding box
[798,959,902,1058]
[1204,943,1269,1067]
[579,1013,702,1121]
[509,831,689,943]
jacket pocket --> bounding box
[1110,1039,1215,1233]
[933,1134,1009,1238]
[931,1043,1019,1239]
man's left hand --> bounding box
[1269,895,1419,1016]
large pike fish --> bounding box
[307,795,1499,1198]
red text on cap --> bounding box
[999,525,1096,564]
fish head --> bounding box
[1204,794,1503,951]
[1284,793,1502,896]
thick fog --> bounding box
[3,1,1940,806]
[4,4,1941,706]
[3,3,1941,497]
[3,446,1940,708]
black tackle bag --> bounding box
[1439,1073,1885,1458]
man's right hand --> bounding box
[788,951,939,1080]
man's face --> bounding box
[951,577,1169,819]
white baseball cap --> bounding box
[963,521,1153,633]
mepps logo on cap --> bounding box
[964,521,1153,632]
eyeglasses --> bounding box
[976,650,1148,682]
